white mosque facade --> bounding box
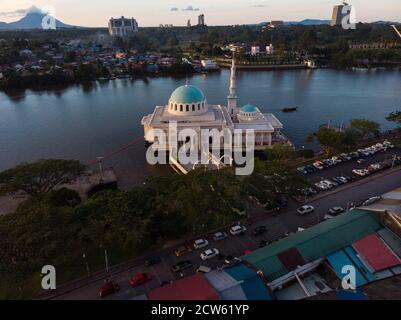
[141,59,291,151]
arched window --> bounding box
[175,104,178,111]
[180,105,183,112]
[198,103,201,110]
[192,104,195,111]
[186,105,189,112]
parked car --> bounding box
[352,169,369,177]
[252,226,267,236]
[144,256,161,266]
[230,224,246,236]
[171,260,193,273]
[329,206,345,215]
[224,255,241,265]
[130,273,152,287]
[99,280,120,298]
[193,239,209,249]
[297,166,308,175]
[213,231,228,241]
[297,205,315,215]
[200,248,219,260]
[196,265,212,273]
[174,245,192,257]
[313,162,324,170]
[362,196,381,206]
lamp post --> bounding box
[82,252,90,277]
[97,157,104,182]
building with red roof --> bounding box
[148,273,220,300]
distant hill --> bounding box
[0,12,81,30]
[372,20,400,25]
[284,19,330,26]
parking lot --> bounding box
[298,142,401,200]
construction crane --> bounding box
[391,25,401,39]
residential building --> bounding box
[198,14,205,26]
[108,16,139,37]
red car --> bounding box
[99,279,120,298]
[130,273,152,287]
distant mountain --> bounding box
[284,19,330,26]
[0,12,80,30]
[372,20,400,25]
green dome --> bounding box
[170,85,205,104]
[241,104,257,113]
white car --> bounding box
[193,239,209,249]
[213,231,228,241]
[362,196,381,206]
[314,182,327,190]
[230,225,246,235]
[313,162,324,170]
[297,205,315,215]
[200,248,219,260]
[352,169,369,176]
[329,206,345,215]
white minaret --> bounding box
[227,55,238,117]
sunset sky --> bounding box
[0,0,400,27]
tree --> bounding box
[264,144,295,161]
[386,111,401,127]
[349,119,380,139]
[0,159,85,198]
[308,125,360,155]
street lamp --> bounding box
[82,252,90,277]
[97,157,104,182]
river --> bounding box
[0,68,400,187]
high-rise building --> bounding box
[331,3,347,26]
[198,14,205,26]
[108,16,139,36]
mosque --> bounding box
[141,59,291,152]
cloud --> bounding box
[182,6,200,11]
[0,6,45,18]
[170,7,179,11]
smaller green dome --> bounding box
[241,104,257,113]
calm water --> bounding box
[0,69,400,187]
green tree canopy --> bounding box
[349,119,380,139]
[386,111,401,127]
[0,159,85,198]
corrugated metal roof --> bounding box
[243,210,382,281]
[278,247,306,271]
[222,264,272,300]
[353,234,401,272]
[378,228,401,258]
[220,285,247,300]
[326,250,368,287]
[148,273,220,300]
[240,276,272,300]
[205,270,238,292]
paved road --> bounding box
[56,166,401,300]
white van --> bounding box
[196,265,211,273]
